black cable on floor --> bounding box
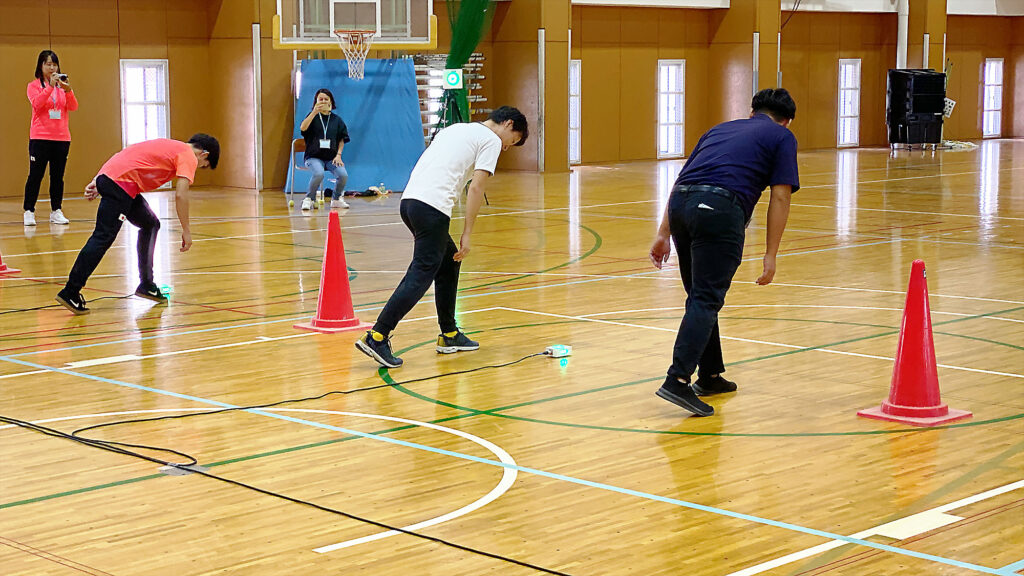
[0,295,133,315]
[0,391,572,575]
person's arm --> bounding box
[333,141,344,166]
[756,184,792,285]
[649,202,672,269]
[61,79,78,111]
[454,170,491,262]
[174,178,192,252]
[84,177,98,200]
[299,108,320,133]
[28,82,54,113]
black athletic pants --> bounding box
[373,199,461,336]
[25,139,71,212]
[65,175,161,294]
[666,185,747,381]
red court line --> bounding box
[0,536,115,575]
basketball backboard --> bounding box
[274,0,436,51]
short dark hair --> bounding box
[188,133,220,170]
[313,88,336,110]
[751,88,796,121]
[489,106,529,146]
[35,50,61,85]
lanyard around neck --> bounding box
[318,113,329,136]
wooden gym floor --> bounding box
[1,141,1022,575]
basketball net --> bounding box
[334,30,375,80]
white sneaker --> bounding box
[23,211,36,226]
[331,198,350,209]
[300,197,314,211]
[50,209,70,225]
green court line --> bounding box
[4,310,1019,510]
[389,308,1024,437]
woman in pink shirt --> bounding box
[24,50,77,226]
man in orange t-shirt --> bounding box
[56,134,219,315]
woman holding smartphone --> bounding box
[24,49,77,226]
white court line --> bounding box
[767,282,1024,306]
[581,304,1024,324]
[791,203,1024,221]
[0,369,49,380]
[0,408,518,555]
[54,309,499,369]
[496,307,1024,380]
[726,479,1024,576]
[307,409,518,554]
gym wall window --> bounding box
[119,60,170,147]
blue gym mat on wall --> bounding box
[286,58,424,194]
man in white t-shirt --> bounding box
[356,106,528,368]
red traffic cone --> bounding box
[858,260,972,427]
[0,247,19,276]
[294,210,371,334]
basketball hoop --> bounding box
[333,29,375,80]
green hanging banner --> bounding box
[434,0,496,132]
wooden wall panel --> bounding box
[580,45,621,163]
[491,41,540,171]
[48,0,118,38]
[260,38,295,189]
[208,38,256,188]
[168,40,214,187]
[0,1,50,37]
[619,45,659,161]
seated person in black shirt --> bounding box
[299,88,350,210]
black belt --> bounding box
[677,184,737,199]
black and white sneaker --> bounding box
[55,289,90,315]
[436,331,479,354]
[355,331,403,368]
[134,282,167,302]
[655,376,714,416]
[691,374,738,396]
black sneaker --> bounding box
[134,282,167,302]
[436,331,479,354]
[655,376,714,416]
[55,289,90,315]
[691,374,738,396]
[355,331,403,368]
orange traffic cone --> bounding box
[0,247,19,276]
[294,210,371,334]
[858,260,972,427]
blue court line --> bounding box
[0,354,1013,576]
[1001,558,1024,573]
[6,238,900,359]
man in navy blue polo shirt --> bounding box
[649,88,799,417]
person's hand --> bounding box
[84,179,98,200]
[649,234,672,269]
[56,76,71,90]
[453,233,470,262]
[316,102,331,114]
[756,254,776,285]
[333,156,344,167]
[180,231,193,253]
[49,74,59,87]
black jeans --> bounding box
[666,185,747,381]
[25,139,71,212]
[374,199,461,336]
[66,175,161,293]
